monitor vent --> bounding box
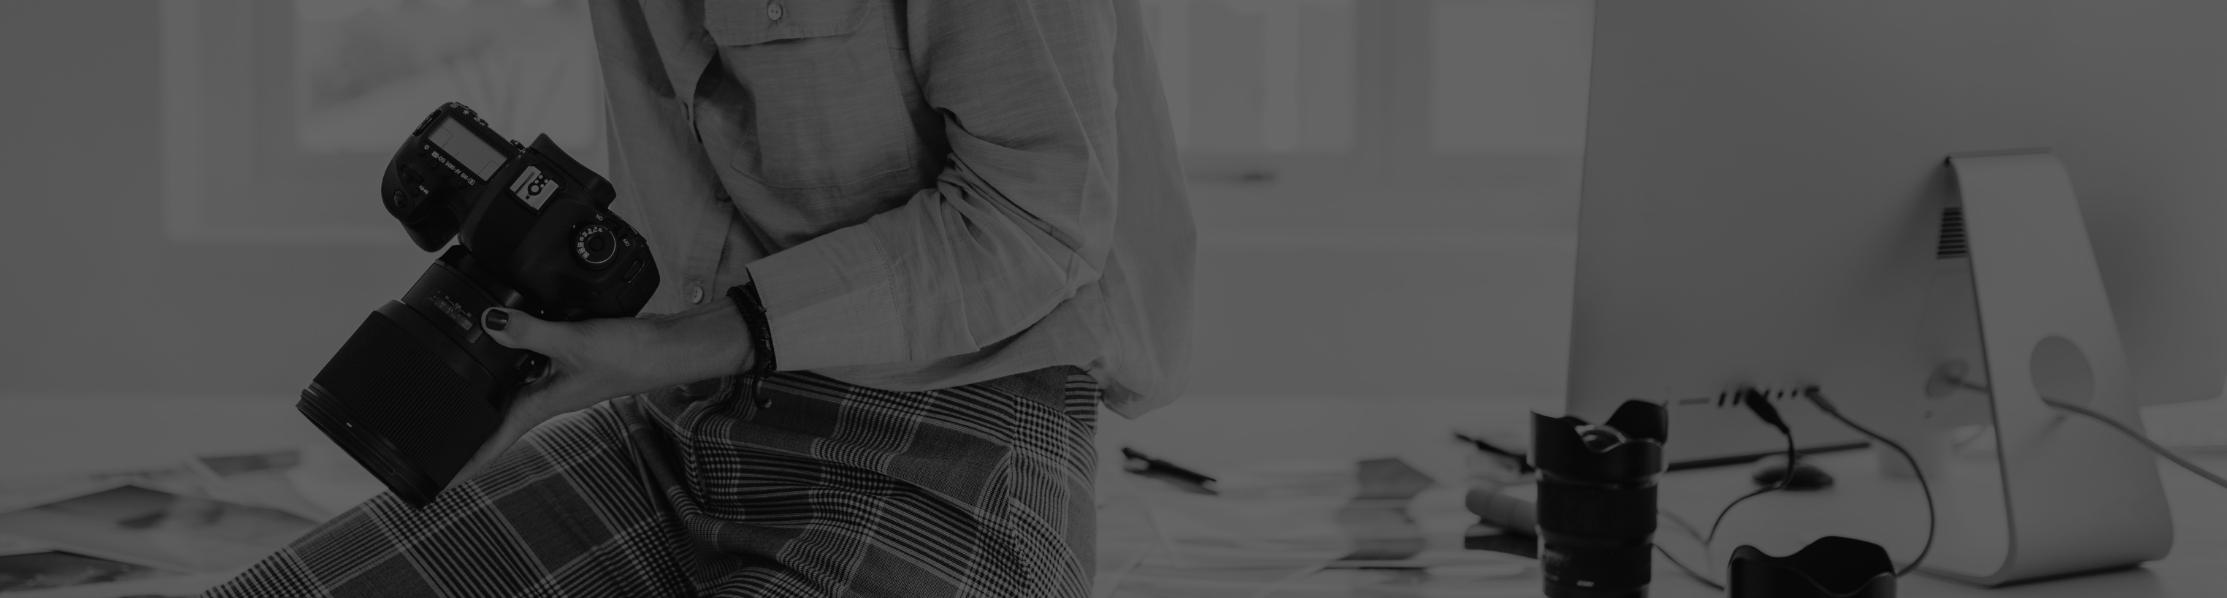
[1936,206,1969,259]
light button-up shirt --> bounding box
[588,0,1195,416]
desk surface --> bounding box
[1100,396,2227,597]
[4,394,2225,597]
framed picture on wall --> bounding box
[159,0,605,244]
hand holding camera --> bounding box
[456,299,758,482]
[298,102,664,507]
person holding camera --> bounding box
[204,0,1191,595]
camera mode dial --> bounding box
[573,224,618,266]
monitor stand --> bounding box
[1905,149,2172,586]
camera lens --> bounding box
[298,380,437,505]
[297,254,521,507]
[1580,426,1629,452]
[1533,405,1668,598]
[1536,472,1658,598]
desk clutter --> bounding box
[1090,398,1908,597]
[1456,399,1904,598]
[0,448,324,597]
[1094,451,1539,597]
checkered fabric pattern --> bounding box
[202,368,1100,597]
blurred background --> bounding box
[0,0,1590,407]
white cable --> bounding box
[2041,398,2227,491]
[1804,388,1935,578]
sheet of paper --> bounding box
[0,484,316,575]
[1095,458,1541,597]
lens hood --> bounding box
[1533,401,1668,483]
[1730,536,1897,598]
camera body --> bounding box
[381,102,656,316]
[299,102,659,507]
[1532,401,1669,598]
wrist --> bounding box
[649,301,757,383]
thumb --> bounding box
[482,307,570,353]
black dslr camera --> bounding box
[298,102,659,507]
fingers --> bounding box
[482,308,573,354]
[450,368,578,485]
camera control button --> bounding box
[572,224,619,267]
[686,284,706,304]
[623,259,646,283]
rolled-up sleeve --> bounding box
[742,0,1120,370]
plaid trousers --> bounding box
[203,367,1100,597]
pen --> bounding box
[1120,447,1219,494]
[1454,431,1535,475]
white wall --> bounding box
[0,2,431,400]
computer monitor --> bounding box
[1569,0,2227,465]
[1567,1,2226,584]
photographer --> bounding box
[205,0,1191,595]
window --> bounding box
[1140,0,1592,244]
[161,0,602,244]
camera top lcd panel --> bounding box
[384,103,517,252]
[429,116,509,184]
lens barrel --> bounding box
[298,379,439,506]
[297,250,524,508]
[1533,402,1670,598]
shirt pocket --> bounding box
[704,0,915,191]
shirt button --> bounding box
[767,1,784,21]
[686,284,706,304]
